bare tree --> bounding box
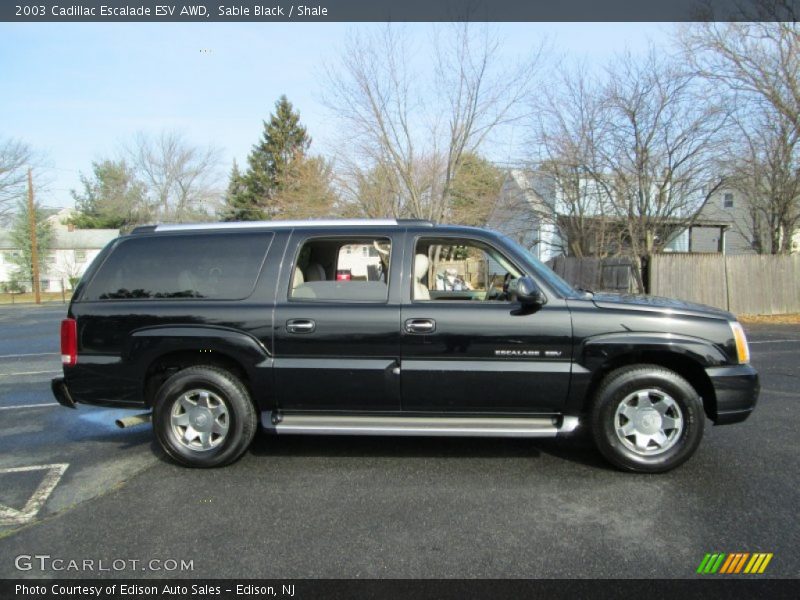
[528,50,728,257]
[0,138,34,223]
[126,131,221,222]
[531,63,617,257]
[344,162,406,219]
[600,49,729,255]
[727,108,800,253]
[680,20,800,253]
[325,23,543,222]
[680,20,799,128]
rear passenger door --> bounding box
[273,230,403,412]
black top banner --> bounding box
[1,0,798,22]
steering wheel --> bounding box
[485,273,512,301]
[484,273,501,301]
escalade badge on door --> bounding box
[494,349,563,358]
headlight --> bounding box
[730,321,750,364]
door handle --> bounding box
[286,319,316,334]
[405,318,436,334]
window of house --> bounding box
[45,253,57,266]
[74,250,87,262]
[413,238,523,302]
[723,193,734,208]
[290,237,391,302]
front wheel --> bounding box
[153,366,257,468]
[591,365,705,473]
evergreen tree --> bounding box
[448,153,504,226]
[272,155,338,219]
[221,160,256,221]
[9,197,54,285]
[222,96,311,221]
[69,160,147,230]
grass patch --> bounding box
[738,313,800,324]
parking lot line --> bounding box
[0,370,62,377]
[0,352,59,359]
[0,403,59,410]
[749,339,800,344]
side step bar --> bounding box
[262,413,580,438]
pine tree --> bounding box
[221,160,257,221]
[222,96,311,221]
[69,160,147,230]
[448,153,504,226]
[9,197,53,286]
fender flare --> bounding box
[125,325,273,403]
[579,331,729,371]
[566,331,727,416]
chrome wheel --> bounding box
[170,389,229,451]
[614,389,683,456]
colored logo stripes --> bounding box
[697,552,773,574]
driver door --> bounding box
[400,235,572,414]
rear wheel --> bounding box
[153,366,257,467]
[591,365,704,473]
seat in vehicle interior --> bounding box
[305,262,326,281]
[293,267,305,288]
[414,254,430,300]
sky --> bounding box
[0,22,671,210]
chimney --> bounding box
[67,223,75,232]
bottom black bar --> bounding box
[1,579,798,600]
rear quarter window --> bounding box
[82,232,272,301]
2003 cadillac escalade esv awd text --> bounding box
[51,219,759,472]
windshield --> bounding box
[499,235,577,297]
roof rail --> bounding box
[130,218,438,233]
[397,219,436,227]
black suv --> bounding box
[51,219,759,472]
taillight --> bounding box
[61,318,77,367]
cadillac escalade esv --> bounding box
[51,219,759,472]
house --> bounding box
[486,169,691,260]
[487,169,767,258]
[665,188,757,254]
[485,170,562,263]
[0,208,119,292]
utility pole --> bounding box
[27,168,41,304]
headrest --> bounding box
[414,254,429,279]
[292,268,304,287]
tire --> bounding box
[591,364,705,473]
[153,366,257,468]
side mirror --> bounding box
[510,276,546,306]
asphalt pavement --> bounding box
[0,304,797,579]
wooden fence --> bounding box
[547,256,643,294]
[649,253,800,315]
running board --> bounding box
[262,413,580,438]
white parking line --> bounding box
[0,370,62,377]
[0,352,59,359]
[0,463,69,525]
[749,339,800,344]
[0,403,59,411]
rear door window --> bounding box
[290,237,391,302]
[83,232,272,301]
